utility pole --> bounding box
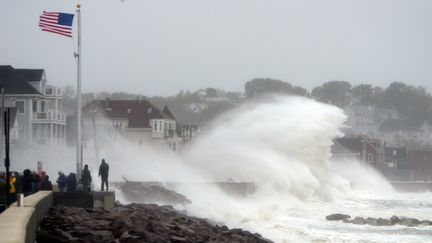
[75,3,83,179]
[0,88,4,169]
[4,108,10,207]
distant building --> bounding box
[344,105,380,137]
[0,65,66,146]
[384,146,408,169]
[343,105,400,138]
[378,119,432,147]
[82,99,183,152]
[407,150,432,181]
[331,135,384,168]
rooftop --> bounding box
[83,99,176,128]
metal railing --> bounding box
[32,111,66,122]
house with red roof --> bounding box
[82,98,182,152]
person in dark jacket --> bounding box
[40,175,53,191]
[21,169,33,196]
[66,173,77,192]
[0,172,6,205]
[81,165,92,192]
[31,171,41,193]
[98,159,109,191]
[56,171,67,192]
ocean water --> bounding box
[114,96,432,242]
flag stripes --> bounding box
[39,11,74,37]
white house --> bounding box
[82,99,183,152]
[0,65,66,146]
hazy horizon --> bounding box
[1,0,432,96]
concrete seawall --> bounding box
[0,191,53,243]
[391,181,432,192]
[0,191,114,243]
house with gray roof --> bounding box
[343,105,401,139]
[344,105,380,137]
[0,65,66,146]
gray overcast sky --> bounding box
[1,0,432,96]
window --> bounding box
[15,101,24,113]
[41,101,46,112]
[46,88,53,95]
[48,100,55,109]
[147,108,152,114]
[154,121,157,131]
[112,120,122,129]
[32,101,37,112]
[367,153,374,162]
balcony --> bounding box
[164,129,175,138]
[45,87,62,97]
[32,111,66,123]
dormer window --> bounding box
[147,108,152,114]
[127,108,132,114]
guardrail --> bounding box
[0,191,53,243]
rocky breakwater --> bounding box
[37,204,272,243]
[118,179,192,206]
[326,213,432,227]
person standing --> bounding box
[81,164,92,192]
[22,169,34,196]
[56,171,67,192]
[66,173,77,192]
[98,159,109,191]
[40,175,53,191]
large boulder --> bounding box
[326,213,351,221]
[329,214,429,227]
[119,180,192,206]
[351,217,365,225]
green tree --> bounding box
[381,82,432,121]
[244,78,306,99]
[311,81,352,107]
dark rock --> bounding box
[376,218,392,226]
[333,214,430,228]
[351,217,365,225]
[420,220,432,226]
[170,235,187,242]
[390,215,400,225]
[119,180,192,205]
[364,217,378,226]
[342,218,351,223]
[37,204,273,243]
[326,213,351,221]
[400,217,421,227]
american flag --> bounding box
[39,11,75,37]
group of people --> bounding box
[57,159,110,192]
[0,169,54,206]
[0,159,110,207]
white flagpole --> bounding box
[76,3,83,179]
